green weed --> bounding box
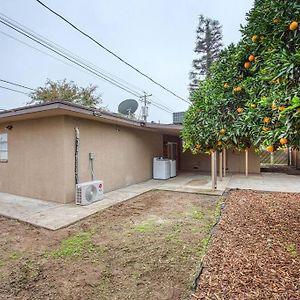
[132,219,158,233]
[197,197,224,256]
[49,232,105,258]
[0,251,22,267]
[286,244,298,257]
[191,209,204,220]
[166,223,184,241]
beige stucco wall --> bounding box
[0,116,66,202]
[0,116,163,204]
[181,148,260,174]
[227,148,260,173]
[63,116,163,203]
[181,151,211,172]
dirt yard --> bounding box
[193,190,300,300]
[0,190,221,300]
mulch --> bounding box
[192,190,300,300]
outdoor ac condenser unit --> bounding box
[76,180,104,205]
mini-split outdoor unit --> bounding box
[76,180,104,205]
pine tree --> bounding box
[189,15,223,93]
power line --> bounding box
[34,0,191,105]
[0,28,145,98]
[0,15,175,114]
[0,13,142,98]
[0,79,35,91]
[0,17,142,98]
[0,85,30,95]
[0,29,101,78]
[0,13,147,95]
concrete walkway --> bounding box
[0,172,299,230]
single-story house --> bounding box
[0,101,261,203]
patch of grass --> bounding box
[191,209,204,221]
[198,236,210,257]
[166,223,184,241]
[10,259,42,288]
[0,251,22,268]
[49,232,105,258]
[197,197,224,256]
[286,243,298,257]
[132,219,158,233]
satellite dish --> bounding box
[118,99,138,116]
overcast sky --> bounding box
[1,0,254,123]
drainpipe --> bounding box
[75,127,80,185]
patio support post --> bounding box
[223,148,226,177]
[214,151,218,188]
[245,148,249,177]
[211,151,217,191]
[219,151,223,181]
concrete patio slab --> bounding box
[0,173,226,230]
[228,172,300,193]
[156,173,229,195]
[1,171,298,230]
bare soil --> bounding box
[193,190,300,300]
[0,190,220,300]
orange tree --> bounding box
[182,0,300,154]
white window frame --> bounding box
[0,133,8,162]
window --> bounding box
[0,133,8,162]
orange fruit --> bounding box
[250,103,256,108]
[234,86,242,93]
[262,127,270,132]
[252,35,259,43]
[279,105,286,111]
[244,62,251,69]
[248,55,255,62]
[266,145,274,153]
[237,107,244,113]
[220,128,226,134]
[271,104,277,110]
[280,138,288,145]
[224,83,230,88]
[196,144,201,149]
[289,21,298,31]
[263,117,271,124]
[217,141,222,146]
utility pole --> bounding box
[141,92,152,122]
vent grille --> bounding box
[76,186,82,204]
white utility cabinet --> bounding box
[153,157,171,180]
